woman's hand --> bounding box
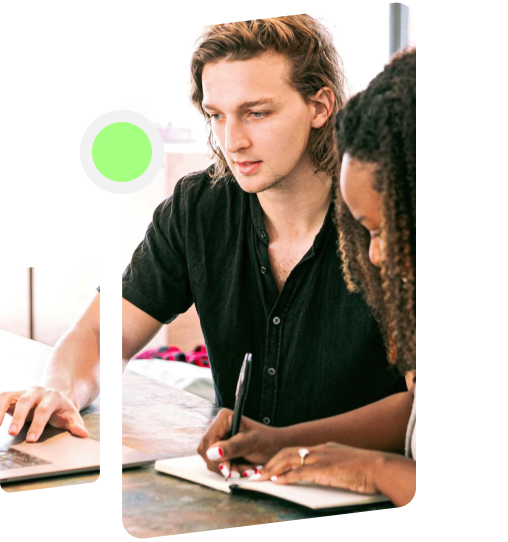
[197,408,287,478]
[258,442,385,495]
[0,386,89,442]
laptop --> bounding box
[0,424,157,485]
[0,420,156,484]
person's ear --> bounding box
[310,87,335,129]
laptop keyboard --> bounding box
[0,445,51,471]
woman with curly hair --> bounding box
[254,48,417,502]
[252,51,508,507]
[335,49,416,378]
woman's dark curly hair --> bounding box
[334,49,416,375]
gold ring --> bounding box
[298,448,309,466]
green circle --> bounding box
[92,122,152,182]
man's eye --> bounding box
[250,112,267,118]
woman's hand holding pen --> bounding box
[197,408,287,478]
[0,386,88,443]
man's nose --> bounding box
[225,119,250,154]
[369,238,383,268]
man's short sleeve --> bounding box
[122,179,193,324]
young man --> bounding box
[1,16,405,442]
[121,16,406,427]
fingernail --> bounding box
[230,471,240,479]
[27,433,37,442]
[219,464,230,479]
[9,424,17,434]
[243,469,255,477]
[256,465,264,470]
[271,475,279,482]
[206,446,224,460]
[249,473,262,481]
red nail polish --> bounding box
[219,447,224,457]
[219,465,223,470]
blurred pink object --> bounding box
[135,344,209,368]
[156,125,192,143]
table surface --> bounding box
[122,369,354,538]
[0,330,396,537]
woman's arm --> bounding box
[372,452,416,506]
[257,442,416,507]
[374,460,508,508]
[199,390,414,474]
[282,390,413,453]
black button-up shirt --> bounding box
[122,168,406,427]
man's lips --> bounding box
[235,161,262,175]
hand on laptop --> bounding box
[0,386,89,443]
[197,408,285,478]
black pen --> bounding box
[230,353,252,438]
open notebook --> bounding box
[155,455,391,510]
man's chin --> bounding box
[234,176,278,195]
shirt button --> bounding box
[263,417,271,425]
[273,317,281,325]
[261,266,267,274]
[268,367,276,376]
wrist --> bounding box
[42,380,81,410]
[42,369,99,411]
[368,450,416,506]
[62,389,81,410]
[276,425,298,450]
[370,451,395,494]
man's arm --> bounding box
[42,295,164,403]
[42,291,101,410]
[121,297,163,364]
[0,292,101,442]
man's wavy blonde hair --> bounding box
[190,15,347,182]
